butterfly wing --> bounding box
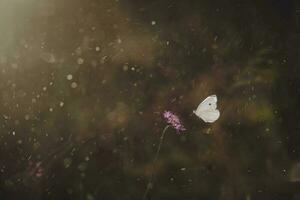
[198,109,220,123]
[194,95,220,123]
[194,95,217,113]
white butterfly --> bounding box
[193,95,220,123]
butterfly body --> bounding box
[193,95,220,123]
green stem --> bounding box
[142,125,170,200]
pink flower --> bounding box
[163,111,186,133]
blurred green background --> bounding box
[0,0,299,199]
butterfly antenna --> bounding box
[190,111,195,116]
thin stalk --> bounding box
[142,125,170,200]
